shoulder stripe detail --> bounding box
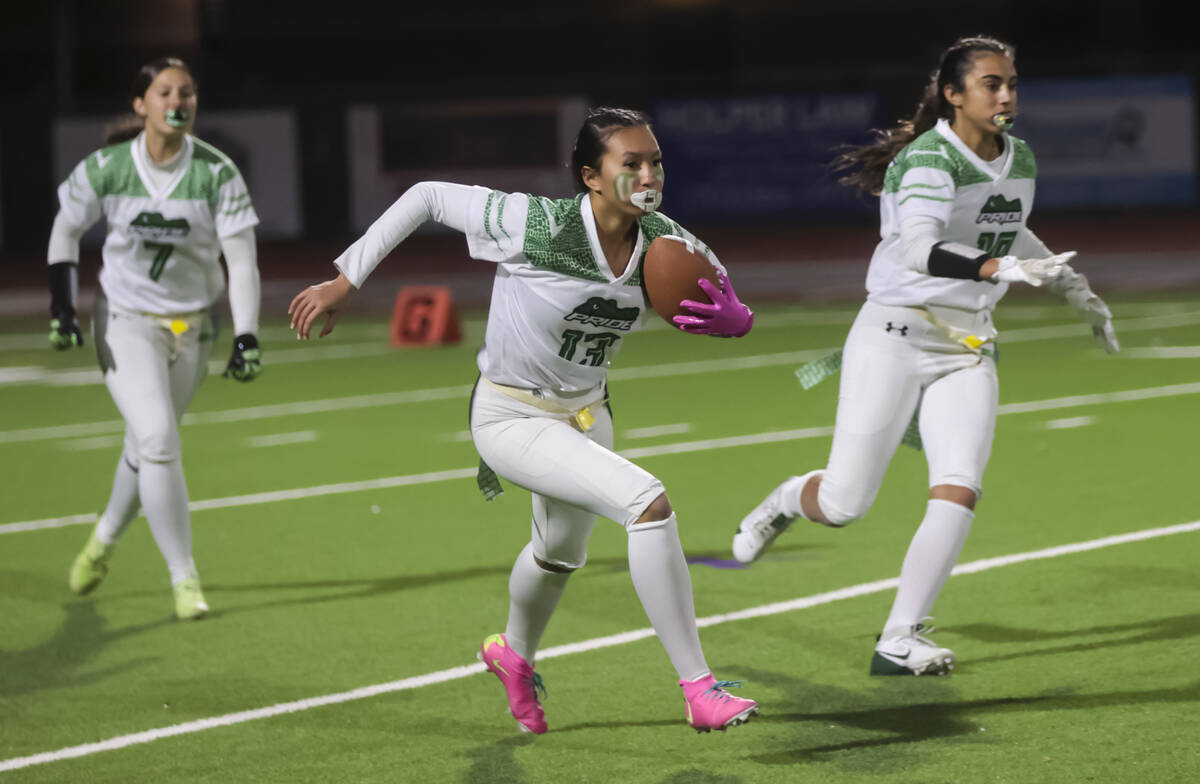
[898,193,954,205]
[482,191,500,246]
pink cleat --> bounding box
[680,674,759,732]
[478,633,547,735]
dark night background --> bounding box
[1,0,1196,300]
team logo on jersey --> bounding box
[565,297,640,330]
[128,212,191,239]
[976,195,1023,225]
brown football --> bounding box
[642,235,721,326]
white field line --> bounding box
[246,431,319,448]
[4,307,1198,440]
[1043,416,1096,430]
[0,351,835,445]
[6,300,1196,352]
[5,378,1200,535]
[8,304,1200,391]
[1123,346,1200,359]
[1,468,478,534]
[0,341,404,388]
[3,518,1197,774]
[623,423,694,440]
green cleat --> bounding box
[173,576,210,620]
[69,534,114,595]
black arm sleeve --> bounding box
[927,242,990,280]
[49,261,78,320]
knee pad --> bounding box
[817,478,871,527]
[135,428,181,464]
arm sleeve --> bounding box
[220,227,260,336]
[47,209,87,264]
[898,215,945,274]
[53,157,103,247]
[213,168,260,239]
[334,181,525,287]
[899,214,990,279]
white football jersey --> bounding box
[462,188,719,393]
[867,118,1038,311]
[56,132,259,315]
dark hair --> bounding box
[103,57,196,146]
[833,36,1014,196]
[570,107,652,193]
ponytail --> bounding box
[103,115,145,146]
[833,35,1014,196]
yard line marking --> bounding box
[0,468,477,534]
[0,351,836,445]
[6,378,1200,535]
[246,431,319,448]
[624,423,694,440]
[0,341,405,388]
[1122,346,1200,359]
[60,435,125,451]
[995,381,1200,415]
[1043,416,1096,430]
[5,305,1199,437]
[3,518,1196,773]
[6,300,1193,353]
[1001,310,1200,343]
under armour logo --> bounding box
[885,322,909,336]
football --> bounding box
[642,235,721,326]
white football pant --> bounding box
[818,301,999,525]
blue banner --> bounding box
[1015,75,1196,207]
[651,93,883,222]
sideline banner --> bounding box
[347,99,587,233]
[53,109,303,239]
[1016,75,1196,207]
[650,93,883,222]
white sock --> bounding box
[882,499,973,638]
[138,459,196,584]
[504,542,569,662]
[627,513,709,682]
[95,452,141,545]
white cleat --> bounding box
[870,621,956,676]
[732,476,808,564]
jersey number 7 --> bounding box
[145,242,175,281]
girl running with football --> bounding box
[289,107,758,733]
[52,57,263,620]
[732,36,1118,675]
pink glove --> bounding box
[672,272,754,337]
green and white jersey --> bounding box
[465,188,719,393]
[56,132,259,315]
[868,118,1038,311]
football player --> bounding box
[51,57,263,620]
[733,36,1118,675]
[289,108,757,733]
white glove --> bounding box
[1057,270,1120,353]
[991,251,1075,287]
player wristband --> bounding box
[927,242,990,280]
[49,261,78,320]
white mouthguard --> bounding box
[630,190,662,213]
